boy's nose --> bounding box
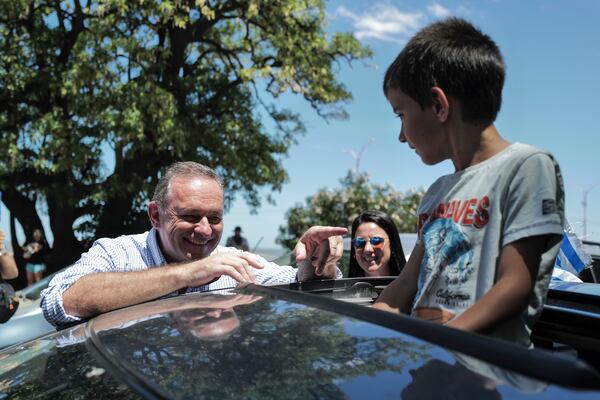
[399,125,406,143]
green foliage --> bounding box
[277,172,425,250]
[0,0,371,268]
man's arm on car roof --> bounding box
[63,252,263,318]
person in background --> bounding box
[225,226,250,251]
[0,229,18,280]
[23,228,49,285]
[348,210,406,278]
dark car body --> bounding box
[534,280,600,369]
[1,280,600,399]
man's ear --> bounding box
[148,202,161,228]
[431,87,450,122]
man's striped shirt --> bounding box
[41,229,333,327]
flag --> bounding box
[552,222,591,282]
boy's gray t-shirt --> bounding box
[412,143,564,346]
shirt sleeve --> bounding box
[502,152,564,246]
[40,240,120,327]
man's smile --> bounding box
[184,235,212,246]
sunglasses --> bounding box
[352,236,385,249]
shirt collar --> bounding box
[147,228,168,266]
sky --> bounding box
[224,0,600,251]
[2,0,600,254]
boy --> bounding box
[373,18,565,347]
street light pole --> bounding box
[345,138,375,174]
[582,183,600,238]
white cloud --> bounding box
[427,3,452,18]
[332,4,424,42]
[332,3,469,43]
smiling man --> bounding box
[41,162,346,327]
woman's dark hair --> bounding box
[348,210,406,278]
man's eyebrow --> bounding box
[174,208,222,215]
[174,208,196,214]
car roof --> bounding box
[583,240,600,258]
[1,283,599,399]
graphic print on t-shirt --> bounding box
[413,217,474,323]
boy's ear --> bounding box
[431,87,450,122]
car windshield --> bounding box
[83,289,597,398]
[2,286,600,399]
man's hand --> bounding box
[294,226,347,281]
[178,253,265,287]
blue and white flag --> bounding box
[552,222,591,282]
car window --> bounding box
[87,288,600,397]
[84,292,569,399]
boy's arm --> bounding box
[373,244,424,314]
[446,234,549,332]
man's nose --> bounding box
[194,217,212,235]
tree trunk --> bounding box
[45,187,83,274]
[95,153,164,239]
[8,214,27,290]
[1,187,45,239]
[1,188,46,289]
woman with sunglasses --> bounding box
[348,210,406,277]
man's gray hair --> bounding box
[152,162,222,209]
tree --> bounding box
[277,172,425,250]
[0,0,371,277]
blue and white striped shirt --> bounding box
[41,229,331,327]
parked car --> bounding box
[580,240,600,282]
[0,270,58,349]
[534,279,600,369]
[1,278,600,399]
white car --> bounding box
[0,271,57,349]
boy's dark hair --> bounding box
[348,210,406,278]
[383,17,505,125]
